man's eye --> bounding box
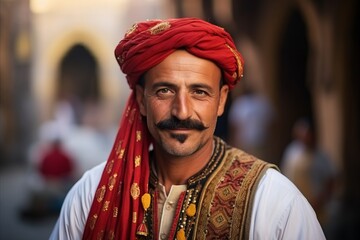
[159,88,169,93]
[194,89,207,95]
[156,88,172,95]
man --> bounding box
[281,118,336,227]
[50,18,325,240]
[228,86,274,159]
[21,138,74,220]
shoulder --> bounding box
[249,168,325,239]
[49,162,106,240]
[65,161,106,207]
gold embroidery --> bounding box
[113,207,118,217]
[119,149,125,159]
[136,130,141,142]
[126,23,138,37]
[96,185,106,202]
[97,230,104,240]
[125,106,131,117]
[133,212,137,223]
[106,160,114,174]
[135,155,141,167]
[90,214,98,230]
[226,44,243,80]
[131,183,140,200]
[102,201,110,211]
[218,185,233,200]
[129,108,136,123]
[232,72,238,79]
[231,167,241,177]
[115,140,123,156]
[108,174,118,191]
[149,21,171,35]
[108,230,115,240]
[210,211,228,228]
[119,53,125,64]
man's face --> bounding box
[136,50,229,157]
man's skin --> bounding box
[135,50,229,193]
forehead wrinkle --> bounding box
[145,50,222,87]
[168,63,221,83]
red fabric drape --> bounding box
[83,93,151,239]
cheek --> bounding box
[196,102,219,126]
[146,100,170,123]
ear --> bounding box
[217,85,229,116]
[135,85,147,116]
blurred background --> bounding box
[0,0,358,239]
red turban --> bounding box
[83,18,244,240]
[115,18,244,90]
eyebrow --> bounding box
[150,81,213,91]
[150,81,177,90]
[190,83,213,90]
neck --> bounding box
[153,139,214,193]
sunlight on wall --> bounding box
[29,0,173,123]
[30,0,126,14]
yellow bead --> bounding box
[141,193,151,210]
[176,228,186,240]
[186,203,196,217]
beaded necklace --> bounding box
[136,137,226,239]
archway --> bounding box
[276,9,314,164]
[57,44,100,123]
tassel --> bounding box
[136,221,148,236]
[136,193,151,237]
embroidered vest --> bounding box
[194,146,274,239]
[146,137,277,239]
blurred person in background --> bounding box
[228,86,274,159]
[281,117,337,228]
[50,18,325,239]
[21,99,116,220]
[21,137,75,220]
[62,101,117,179]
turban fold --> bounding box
[115,18,244,89]
[83,18,244,240]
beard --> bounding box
[169,133,188,143]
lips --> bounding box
[167,128,193,133]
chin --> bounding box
[160,136,200,157]
[164,147,198,157]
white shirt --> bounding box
[49,162,325,240]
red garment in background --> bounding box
[39,145,73,179]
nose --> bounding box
[171,91,192,120]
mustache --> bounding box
[156,117,208,131]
